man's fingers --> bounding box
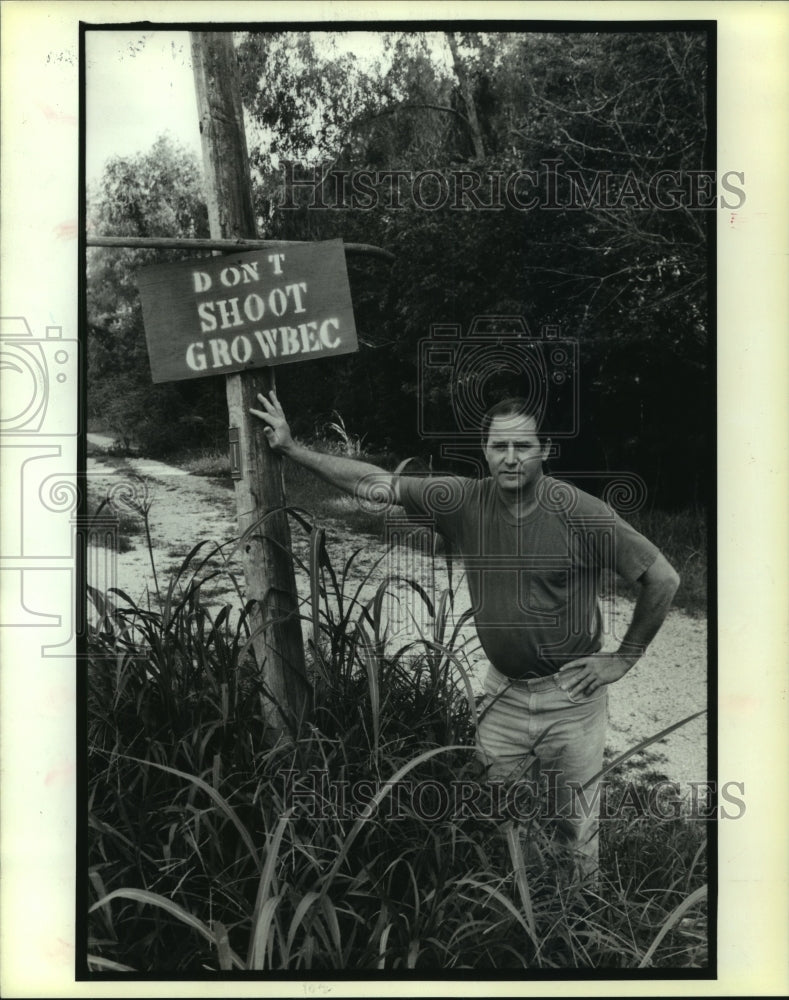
[249,407,275,426]
[560,671,585,692]
[559,658,588,673]
[257,390,286,421]
[564,668,598,694]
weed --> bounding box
[177,447,232,479]
[87,501,708,973]
[621,507,708,616]
[320,411,367,458]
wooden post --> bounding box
[190,31,308,735]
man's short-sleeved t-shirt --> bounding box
[397,474,659,678]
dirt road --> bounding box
[86,439,708,787]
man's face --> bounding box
[484,413,549,493]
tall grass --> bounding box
[87,501,708,973]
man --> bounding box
[250,390,679,879]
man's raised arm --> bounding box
[250,389,397,505]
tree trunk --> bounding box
[445,32,486,160]
[190,31,309,738]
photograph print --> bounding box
[82,19,717,977]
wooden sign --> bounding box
[136,239,358,383]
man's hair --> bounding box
[480,397,548,449]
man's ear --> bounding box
[541,438,552,462]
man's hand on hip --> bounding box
[557,653,634,697]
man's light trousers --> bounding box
[476,662,608,879]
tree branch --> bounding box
[86,235,395,263]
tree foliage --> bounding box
[88,30,712,504]
[87,136,226,455]
[240,29,712,505]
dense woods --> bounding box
[87,29,713,508]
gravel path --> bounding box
[86,440,708,788]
